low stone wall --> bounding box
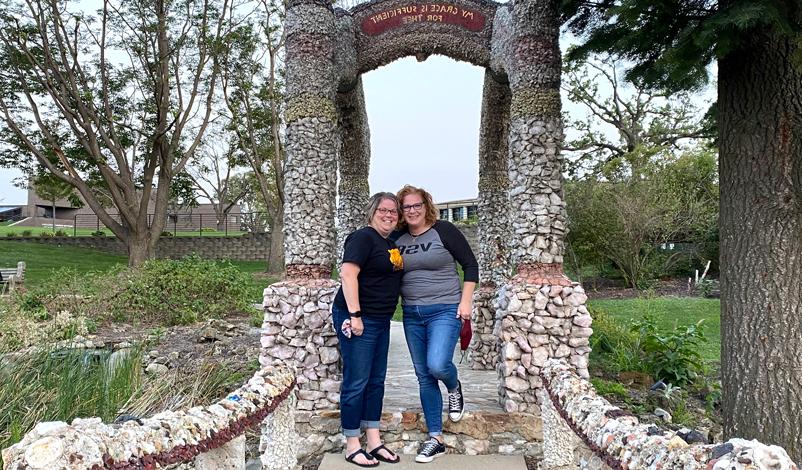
[296,409,542,463]
[539,360,798,470]
[6,234,271,261]
[1,366,297,470]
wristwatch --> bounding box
[350,310,362,318]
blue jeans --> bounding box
[332,304,392,437]
[402,303,461,436]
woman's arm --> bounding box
[457,281,476,320]
[340,262,365,335]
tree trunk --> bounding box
[719,25,802,461]
[267,206,284,275]
[127,231,155,267]
[51,200,56,232]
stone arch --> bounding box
[269,0,590,425]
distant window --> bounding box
[439,209,448,220]
[451,207,464,221]
[467,205,478,219]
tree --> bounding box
[220,0,286,274]
[186,133,249,231]
[566,147,719,288]
[562,54,713,177]
[0,0,234,266]
[562,0,802,458]
[31,171,82,231]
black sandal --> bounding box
[345,448,379,468]
[369,444,401,463]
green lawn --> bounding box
[589,296,721,362]
[0,225,247,237]
[0,241,275,302]
[0,240,127,286]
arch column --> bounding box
[336,78,371,258]
[494,0,591,413]
[471,70,511,370]
[260,0,342,458]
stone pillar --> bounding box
[336,77,371,258]
[263,1,342,462]
[260,395,299,470]
[282,0,339,277]
[471,70,512,370]
[495,0,591,412]
[195,435,245,470]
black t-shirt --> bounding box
[333,226,403,316]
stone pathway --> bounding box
[319,453,527,470]
[384,322,501,412]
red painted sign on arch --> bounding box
[361,3,486,36]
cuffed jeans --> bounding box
[402,303,461,436]
[332,303,392,437]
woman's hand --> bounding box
[350,316,365,336]
[457,300,472,321]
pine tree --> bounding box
[562,0,802,459]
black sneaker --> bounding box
[448,380,465,422]
[415,437,446,463]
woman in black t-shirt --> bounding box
[332,192,404,467]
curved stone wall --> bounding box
[539,360,798,470]
[1,367,297,470]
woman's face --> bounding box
[401,193,426,228]
[371,198,399,235]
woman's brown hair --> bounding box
[396,185,439,229]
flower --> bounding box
[388,248,404,271]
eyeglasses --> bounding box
[401,203,424,212]
[375,208,398,216]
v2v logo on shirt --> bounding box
[399,243,432,255]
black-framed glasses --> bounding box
[401,203,424,212]
[375,208,398,216]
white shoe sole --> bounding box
[415,451,445,463]
[449,408,465,422]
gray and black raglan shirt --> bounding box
[392,220,479,306]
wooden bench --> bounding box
[0,261,26,292]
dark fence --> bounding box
[73,212,270,237]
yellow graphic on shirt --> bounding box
[388,248,404,271]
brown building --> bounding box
[12,188,241,232]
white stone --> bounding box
[23,437,63,468]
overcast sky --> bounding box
[0,34,711,206]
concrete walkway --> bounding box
[384,322,500,412]
[319,453,527,470]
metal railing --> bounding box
[72,212,271,237]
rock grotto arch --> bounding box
[261,0,591,424]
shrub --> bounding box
[38,231,55,238]
[54,229,70,237]
[4,231,16,238]
[160,231,174,237]
[630,314,707,385]
[590,378,629,399]
[588,306,646,374]
[99,256,253,325]
[20,230,32,237]
[90,230,106,237]
[200,227,216,232]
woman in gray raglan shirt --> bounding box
[392,185,479,463]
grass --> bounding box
[0,347,258,467]
[0,225,248,237]
[0,347,143,466]
[589,296,721,362]
[0,240,127,286]
[0,241,276,302]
